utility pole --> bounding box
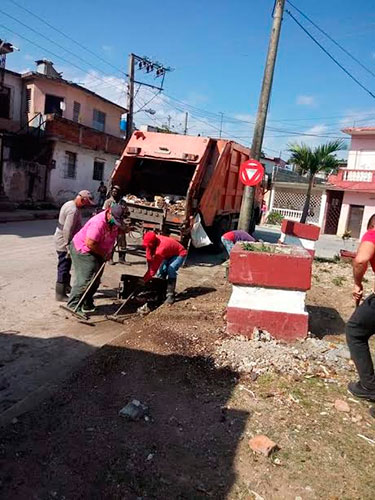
[219,112,224,138]
[167,115,172,130]
[184,112,188,135]
[125,53,135,140]
[238,0,285,232]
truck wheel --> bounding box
[209,216,232,253]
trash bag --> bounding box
[190,214,212,248]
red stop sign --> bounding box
[239,159,264,187]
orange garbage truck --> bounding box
[110,130,270,247]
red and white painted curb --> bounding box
[227,242,312,341]
[279,219,320,257]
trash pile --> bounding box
[215,329,353,378]
[124,194,186,216]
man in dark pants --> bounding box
[347,215,375,401]
[67,204,127,314]
[54,190,95,301]
[103,184,128,264]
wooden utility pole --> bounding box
[125,53,135,140]
[238,0,285,232]
[184,112,188,135]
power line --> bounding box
[285,9,375,100]
[0,23,129,97]
[6,0,127,77]
[0,8,124,81]
[287,0,375,79]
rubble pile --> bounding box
[215,330,353,377]
[124,194,186,216]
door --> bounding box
[347,205,364,239]
[324,190,343,234]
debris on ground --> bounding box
[249,435,278,456]
[215,332,353,377]
[370,407,375,419]
[137,303,151,316]
[335,399,351,413]
[119,399,149,421]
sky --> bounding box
[2,0,375,159]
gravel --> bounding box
[214,330,353,377]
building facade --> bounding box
[1,58,126,206]
[325,127,375,239]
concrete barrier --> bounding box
[279,219,320,257]
[227,242,312,341]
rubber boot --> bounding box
[65,282,72,295]
[118,251,127,265]
[55,282,68,302]
[165,278,177,305]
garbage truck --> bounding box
[110,130,270,246]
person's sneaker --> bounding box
[81,303,96,313]
[348,381,375,401]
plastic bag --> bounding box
[190,214,212,248]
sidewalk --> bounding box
[0,209,59,223]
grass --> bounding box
[242,242,275,253]
[332,276,347,286]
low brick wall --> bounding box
[227,242,312,341]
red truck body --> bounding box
[111,131,267,243]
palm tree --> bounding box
[288,139,345,224]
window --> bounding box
[64,151,77,179]
[45,94,64,116]
[26,88,32,113]
[73,101,81,122]
[0,86,11,119]
[93,159,105,181]
[93,109,106,132]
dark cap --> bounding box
[109,203,127,226]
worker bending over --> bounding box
[67,204,127,314]
[142,232,187,304]
[54,190,95,301]
[346,214,375,401]
[221,229,255,257]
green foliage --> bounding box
[242,242,274,253]
[332,276,346,286]
[266,211,284,226]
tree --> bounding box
[288,139,345,224]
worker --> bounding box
[142,231,187,304]
[346,214,375,401]
[103,184,128,264]
[67,204,127,314]
[221,229,256,257]
[54,190,95,301]
[97,181,107,207]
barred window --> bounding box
[93,109,106,132]
[73,101,81,122]
[64,151,77,179]
[93,160,104,181]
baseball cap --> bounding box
[110,203,127,226]
[78,190,95,205]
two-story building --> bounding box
[1,58,127,205]
[325,127,375,239]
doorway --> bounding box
[346,205,364,239]
[324,190,343,235]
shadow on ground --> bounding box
[308,305,346,338]
[0,333,248,499]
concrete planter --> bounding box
[279,219,320,257]
[227,242,312,341]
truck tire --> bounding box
[209,215,232,253]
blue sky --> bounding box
[2,0,375,158]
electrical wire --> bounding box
[6,0,127,77]
[287,0,375,79]
[285,9,375,100]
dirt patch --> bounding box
[1,260,375,499]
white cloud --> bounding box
[296,95,316,106]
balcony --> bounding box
[41,114,125,156]
[328,168,375,191]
